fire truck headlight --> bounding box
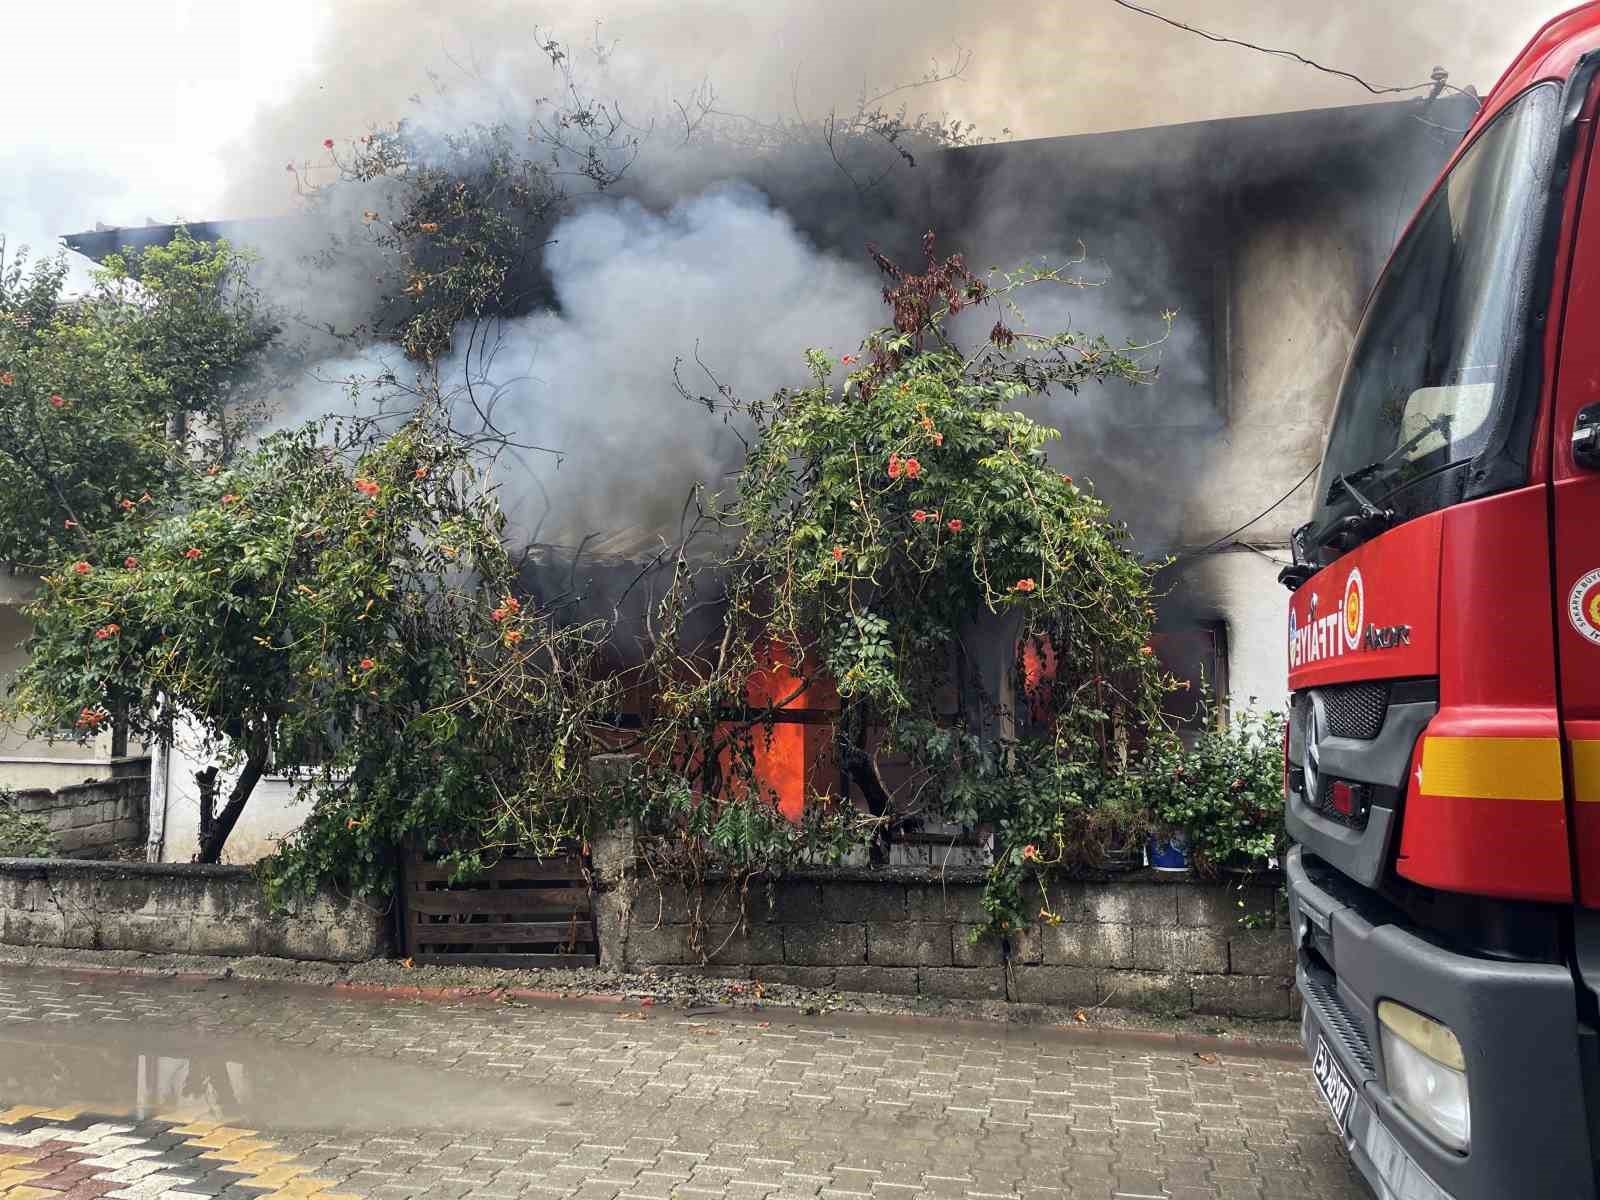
[1378,1000,1470,1152]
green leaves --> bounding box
[0,795,55,857]
[0,234,277,571]
[328,107,619,362]
[826,610,904,707]
[13,405,615,879]
[1147,708,1288,872]
[733,338,1162,709]
[631,245,1180,938]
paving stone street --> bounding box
[0,968,1365,1200]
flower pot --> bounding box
[1147,834,1190,873]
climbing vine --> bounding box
[630,235,1180,939]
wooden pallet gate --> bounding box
[401,846,599,967]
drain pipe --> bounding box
[146,735,170,863]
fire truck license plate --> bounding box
[1312,1035,1354,1131]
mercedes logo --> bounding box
[1304,693,1325,805]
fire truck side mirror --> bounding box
[1575,403,1600,470]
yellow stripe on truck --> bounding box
[1573,741,1600,803]
[1419,737,1565,802]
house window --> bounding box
[730,641,838,821]
[1150,623,1229,736]
[267,720,343,775]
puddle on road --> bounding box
[0,1018,573,1134]
[0,962,1304,1136]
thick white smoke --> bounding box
[290,184,885,546]
[470,184,885,545]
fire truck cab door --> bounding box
[1553,80,1600,908]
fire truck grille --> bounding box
[1318,682,1388,740]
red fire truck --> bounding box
[1281,4,1600,1195]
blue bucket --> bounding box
[1147,835,1190,872]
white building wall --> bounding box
[1169,184,1385,720]
[1184,224,1356,553]
[1166,548,1292,718]
[150,720,303,864]
[1185,196,1372,550]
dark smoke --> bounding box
[219,1,1531,560]
[220,1,1558,213]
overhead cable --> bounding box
[1171,461,1321,567]
[1106,0,1479,105]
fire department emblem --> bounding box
[1342,569,1365,652]
[1570,568,1600,646]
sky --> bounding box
[0,2,325,266]
[0,0,1573,273]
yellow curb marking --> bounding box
[1,1107,357,1200]
[203,1140,280,1163]
[168,1120,227,1136]
[153,1105,208,1121]
[217,1152,299,1173]
[261,1178,341,1199]
[234,1165,312,1189]
[189,1127,259,1149]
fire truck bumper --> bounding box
[1295,980,1455,1200]
[1286,846,1597,1200]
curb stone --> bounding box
[0,941,1304,1060]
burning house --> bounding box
[23,90,1473,862]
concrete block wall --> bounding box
[599,867,1294,1019]
[0,858,386,962]
[8,774,149,857]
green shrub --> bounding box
[1146,708,1286,874]
[639,236,1172,938]
[0,794,56,857]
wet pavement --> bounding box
[0,967,1365,1200]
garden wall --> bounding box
[596,866,1295,1018]
[10,774,149,858]
[0,858,386,961]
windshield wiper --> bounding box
[1330,459,1388,495]
[1318,471,1396,548]
[1277,479,1394,590]
[1279,416,1451,590]
[1325,414,1452,503]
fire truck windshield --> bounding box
[1309,83,1561,547]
